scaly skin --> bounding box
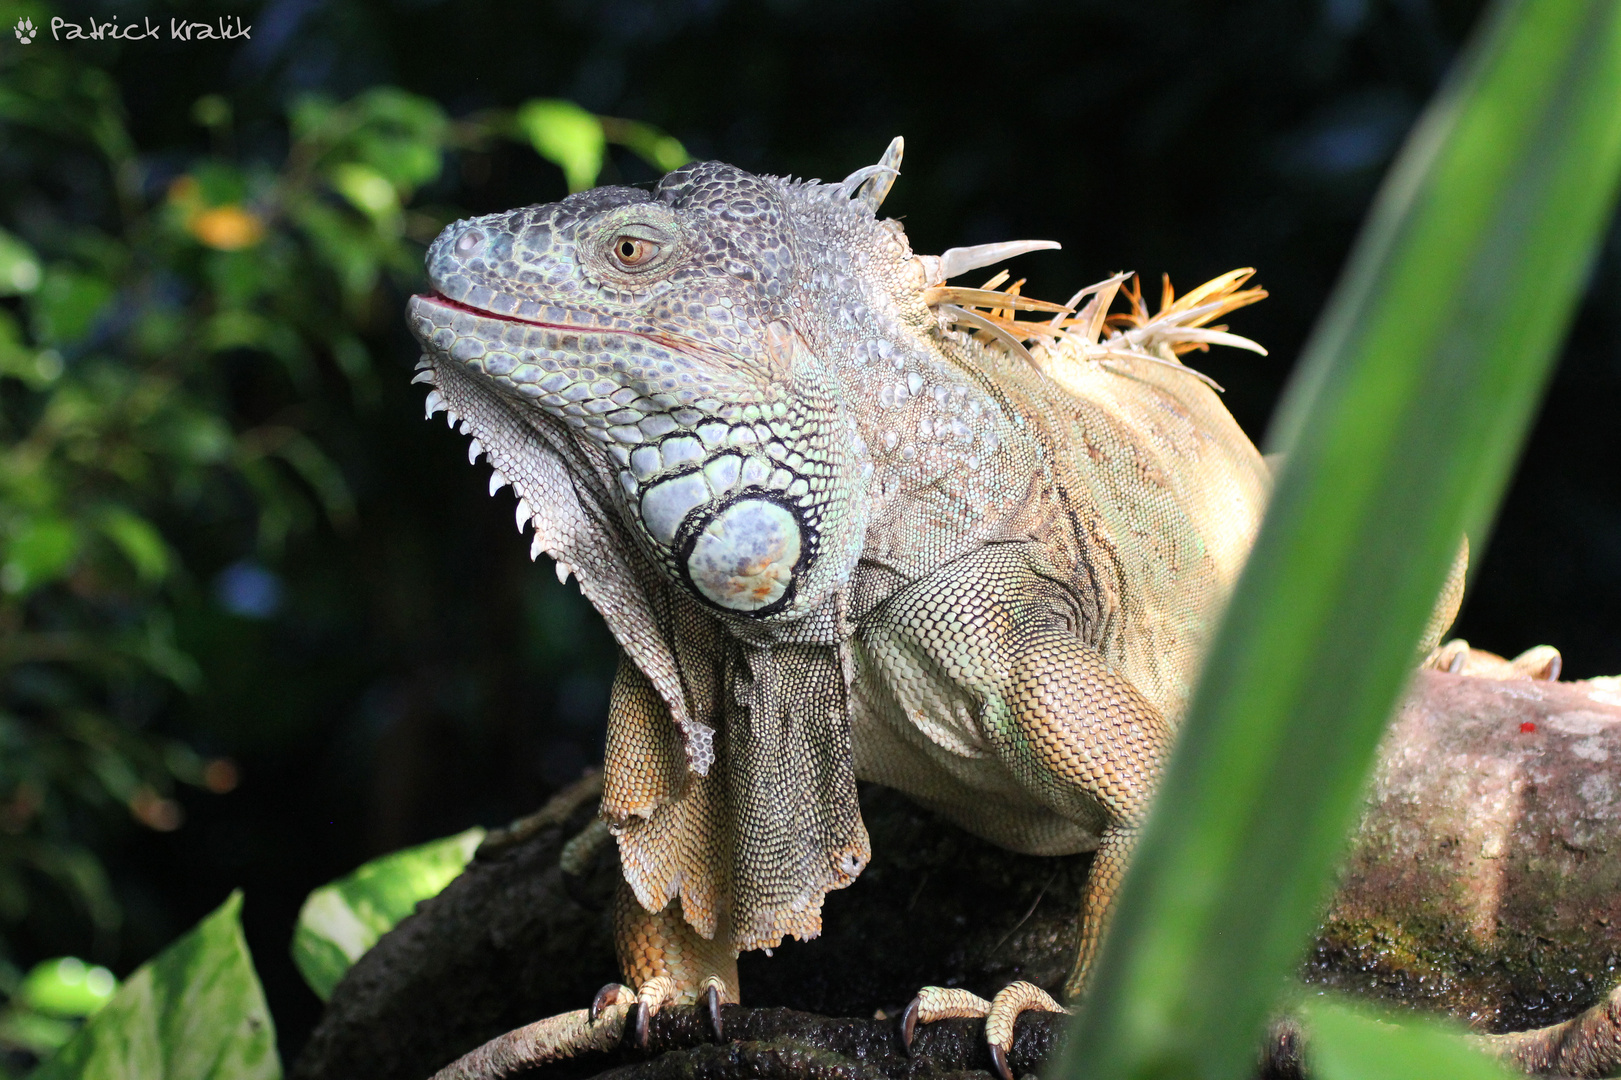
[406,139,1460,1071]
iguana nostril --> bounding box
[455,229,484,256]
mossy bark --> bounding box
[1312,671,1621,1033]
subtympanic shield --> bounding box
[685,498,803,612]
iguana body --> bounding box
[406,139,1437,1072]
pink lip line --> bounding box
[414,291,713,360]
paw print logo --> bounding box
[13,17,36,43]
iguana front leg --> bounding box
[592,652,739,1045]
[862,544,1172,1074]
[429,887,736,1080]
[602,881,738,1044]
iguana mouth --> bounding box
[409,291,750,374]
[412,291,493,318]
[413,289,649,339]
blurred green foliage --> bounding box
[0,7,684,1051]
[0,956,115,1068]
[30,893,277,1080]
[290,825,482,1002]
[13,958,115,1022]
[1303,998,1520,1080]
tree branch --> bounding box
[294,671,1621,1080]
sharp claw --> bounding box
[703,984,724,1042]
[591,982,624,1022]
[629,1001,650,1050]
[989,1041,1014,1080]
[900,995,922,1054]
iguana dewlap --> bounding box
[406,138,1455,1071]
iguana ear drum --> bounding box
[683,497,804,613]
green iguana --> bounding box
[405,138,1463,1079]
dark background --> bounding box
[11,0,1621,1064]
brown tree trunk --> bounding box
[293,671,1621,1080]
[1317,670,1621,1033]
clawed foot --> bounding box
[431,974,729,1079]
[899,982,1069,1080]
[591,974,727,1049]
[1426,639,1562,681]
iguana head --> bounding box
[407,143,925,621]
[407,138,1080,630]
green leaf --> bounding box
[0,310,60,388]
[204,310,313,388]
[0,844,121,943]
[329,162,401,227]
[292,827,483,1001]
[602,118,692,173]
[288,90,448,196]
[2,516,81,595]
[346,88,448,192]
[290,198,382,309]
[190,94,231,131]
[1304,999,1519,1080]
[287,94,338,145]
[270,433,357,531]
[1063,4,1621,1079]
[15,958,117,1018]
[329,333,379,409]
[126,610,202,692]
[28,268,113,347]
[516,99,606,193]
[0,228,42,296]
[33,891,280,1080]
[0,1005,79,1058]
[205,248,281,310]
[96,508,170,584]
[164,412,234,467]
[187,161,250,208]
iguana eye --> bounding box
[611,236,662,269]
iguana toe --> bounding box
[898,982,1066,1079]
[1426,639,1564,681]
[624,974,682,1049]
[590,981,634,1021]
[984,981,1068,1077]
[700,977,726,1042]
[1510,644,1563,681]
[988,1042,1013,1080]
[900,986,989,1053]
